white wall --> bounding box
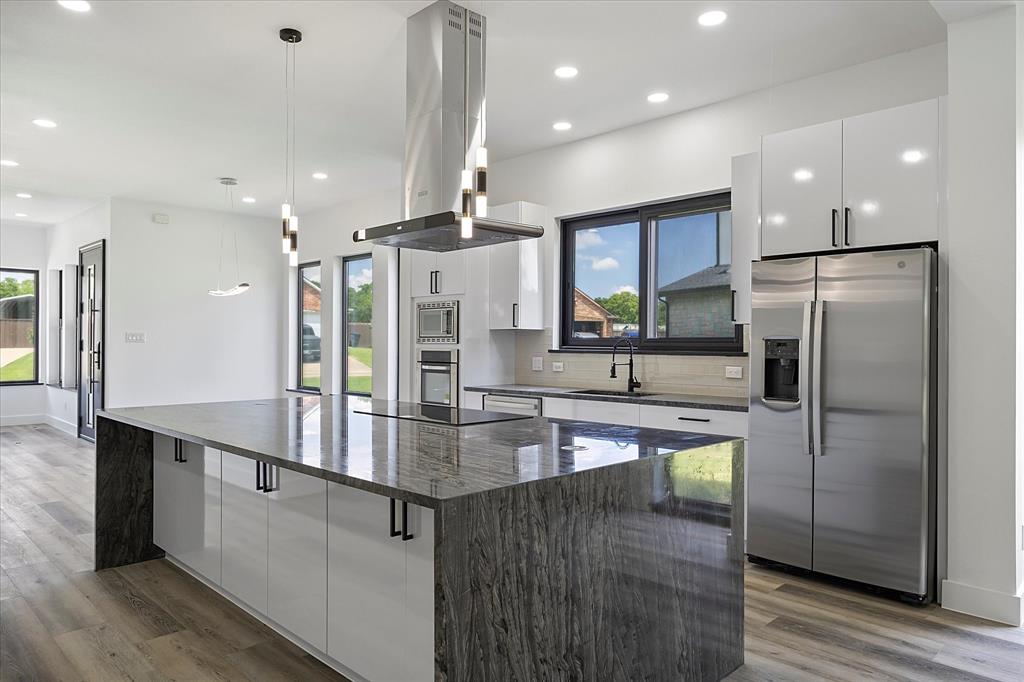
[943,6,1022,626]
[104,198,286,408]
[489,42,948,330]
[0,222,49,424]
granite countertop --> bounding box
[98,396,737,508]
[464,384,749,412]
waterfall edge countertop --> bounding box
[97,395,737,509]
[464,383,750,412]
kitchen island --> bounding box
[95,395,744,681]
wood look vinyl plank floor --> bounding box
[1,423,1021,682]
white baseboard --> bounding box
[0,413,78,437]
[46,415,78,436]
[941,578,1023,626]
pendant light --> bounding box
[280,27,302,266]
[208,178,252,297]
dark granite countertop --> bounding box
[464,384,749,412]
[98,396,736,508]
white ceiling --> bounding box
[0,0,947,225]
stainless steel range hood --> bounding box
[353,0,543,252]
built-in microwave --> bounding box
[416,300,458,344]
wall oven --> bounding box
[418,349,459,407]
[417,300,458,344]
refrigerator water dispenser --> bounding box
[764,338,800,402]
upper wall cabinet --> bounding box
[409,250,466,298]
[760,98,940,257]
[488,201,545,330]
[761,120,843,257]
[730,152,759,325]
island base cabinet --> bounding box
[268,468,327,652]
[153,435,221,585]
[221,451,268,613]
[327,484,434,682]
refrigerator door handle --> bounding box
[800,301,814,455]
[812,300,826,456]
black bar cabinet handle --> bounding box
[401,501,414,541]
[256,460,264,491]
[173,440,179,463]
[512,303,518,328]
[730,290,737,323]
[843,207,851,246]
[678,416,712,423]
[389,498,401,537]
[434,270,441,294]
[831,208,838,248]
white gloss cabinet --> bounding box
[638,404,748,438]
[409,249,466,297]
[488,201,545,330]
[730,152,759,325]
[268,467,327,652]
[327,483,434,682]
[153,435,221,585]
[841,99,939,249]
[543,397,641,426]
[761,120,843,257]
[221,451,269,613]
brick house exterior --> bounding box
[572,288,616,337]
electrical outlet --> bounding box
[532,356,543,371]
[725,365,743,379]
[125,332,146,343]
[151,213,170,225]
[552,361,564,373]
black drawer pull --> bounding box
[677,416,712,423]
[389,498,401,537]
[401,501,414,541]
[256,460,264,491]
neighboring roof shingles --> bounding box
[658,264,731,295]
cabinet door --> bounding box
[576,400,640,426]
[403,503,435,681]
[842,99,939,248]
[489,241,519,329]
[730,152,759,324]
[761,120,843,256]
[463,390,484,410]
[152,434,180,557]
[638,405,748,438]
[221,452,268,612]
[327,484,407,682]
[177,445,221,585]
[408,251,436,297]
[435,250,465,295]
[268,467,327,651]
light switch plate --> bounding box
[552,361,565,373]
[725,365,743,379]
[125,332,146,343]
[532,356,543,371]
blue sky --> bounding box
[574,212,728,299]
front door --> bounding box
[78,240,105,440]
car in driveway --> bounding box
[302,323,321,362]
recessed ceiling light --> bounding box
[552,121,572,131]
[15,193,32,199]
[241,196,256,204]
[554,65,578,79]
[312,172,328,180]
[698,10,727,27]
[647,92,669,104]
[14,213,28,218]
[57,1,91,11]
[901,149,925,164]
[792,168,814,182]
[32,118,58,128]
[0,159,19,167]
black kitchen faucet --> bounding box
[610,338,642,393]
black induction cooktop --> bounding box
[354,401,533,427]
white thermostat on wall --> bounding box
[152,213,170,224]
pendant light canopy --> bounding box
[280,28,302,266]
[208,177,252,297]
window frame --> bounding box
[341,253,373,397]
[560,192,743,354]
[0,267,41,386]
[296,260,322,393]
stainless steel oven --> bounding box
[418,349,459,407]
[416,300,458,344]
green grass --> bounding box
[346,375,372,394]
[348,346,372,367]
[670,442,737,504]
[0,351,35,382]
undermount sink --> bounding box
[570,389,655,398]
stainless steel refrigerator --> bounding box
[747,247,936,601]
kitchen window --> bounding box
[0,268,40,384]
[298,261,322,391]
[342,254,373,395]
[560,192,742,353]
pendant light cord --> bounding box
[290,41,296,208]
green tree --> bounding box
[347,283,373,323]
[595,290,639,324]
[0,277,34,299]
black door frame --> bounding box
[77,239,106,441]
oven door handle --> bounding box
[419,364,452,371]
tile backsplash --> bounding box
[514,328,750,398]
